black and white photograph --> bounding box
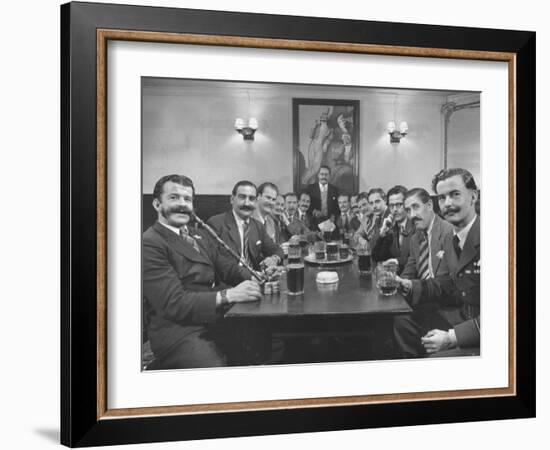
[141,77,481,370]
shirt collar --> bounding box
[454,215,477,247]
[319,182,328,191]
[253,209,265,225]
[426,215,436,236]
[232,209,248,226]
[159,221,186,236]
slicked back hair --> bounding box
[284,192,298,200]
[386,185,408,200]
[153,174,195,201]
[232,180,257,196]
[367,187,386,201]
[357,191,370,202]
[319,165,331,174]
[404,187,432,204]
[257,182,279,196]
[338,193,351,202]
[431,168,478,193]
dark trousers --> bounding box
[393,304,479,358]
[155,328,226,370]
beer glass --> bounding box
[288,242,301,264]
[287,263,305,295]
[376,262,399,296]
[339,244,350,260]
[314,241,326,260]
[326,242,339,261]
[356,245,372,274]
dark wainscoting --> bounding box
[142,194,231,232]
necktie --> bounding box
[453,234,462,259]
[180,228,200,253]
[265,215,276,241]
[342,213,348,231]
[321,187,328,216]
[417,231,430,279]
[242,220,251,265]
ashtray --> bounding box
[316,271,339,284]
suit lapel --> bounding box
[430,216,447,273]
[248,219,262,261]
[223,211,242,254]
[153,222,210,265]
[456,216,480,272]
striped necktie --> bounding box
[180,228,200,253]
[242,220,251,265]
[417,231,430,280]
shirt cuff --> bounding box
[448,329,458,348]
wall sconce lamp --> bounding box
[235,117,258,140]
[387,120,408,143]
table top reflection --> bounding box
[225,259,412,318]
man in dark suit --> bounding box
[372,185,415,271]
[305,165,339,227]
[207,180,283,271]
[393,169,481,358]
[333,193,359,239]
[400,187,455,281]
[354,188,390,249]
[296,191,316,231]
[281,192,310,238]
[143,175,262,369]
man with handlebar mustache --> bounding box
[207,180,283,271]
[393,168,481,358]
[142,175,263,369]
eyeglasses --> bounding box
[389,203,404,209]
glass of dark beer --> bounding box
[339,244,350,260]
[314,241,326,260]
[288,242,301,264]
[326,242,339,261]
[357,246,372,274]
[287,263,305,295]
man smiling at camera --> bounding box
[207,180,283,271]
[393,168,480,358]
[142,175,261,369]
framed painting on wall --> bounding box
[293,98,360,194]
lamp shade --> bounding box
[248,118,258,130]
[399,121,409,133]
[387,120,396,133]
[234,118,244,130]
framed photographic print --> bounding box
[61,1,535,447]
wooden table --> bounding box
[226,260,412,318]
[222,260,412,365]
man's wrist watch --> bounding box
[220,289,229,305]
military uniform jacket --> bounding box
[207,210,283,270]
[143,222,249,360]
[411,216,481,348]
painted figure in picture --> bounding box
[300,105,356,193]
